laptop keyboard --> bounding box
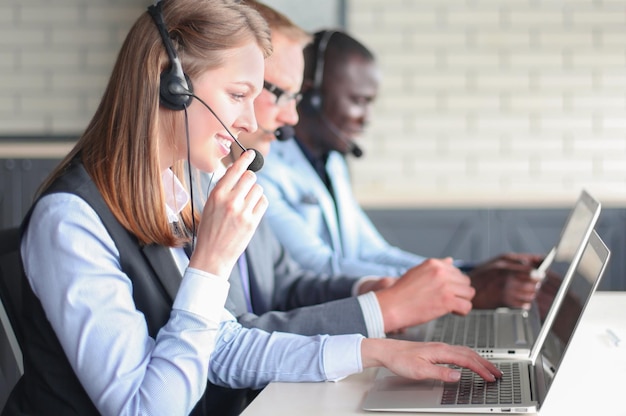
[433,313,495,348]
[441,362,523,405]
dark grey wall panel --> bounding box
[493,210,568,255]
[365,209,488,261]
[367,207,625,291]
[594,212,626,291]
[0,157,623,290]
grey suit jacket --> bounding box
[258,138,426,278]
[225,219,369,336]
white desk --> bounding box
[242,292,626,416]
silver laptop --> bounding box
[403,190,601,358]
[363,229,610,414]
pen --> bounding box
[606,328,621,347]
[530,247,556,281]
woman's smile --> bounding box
[216,133,234,156]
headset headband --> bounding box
[312,30,336,91]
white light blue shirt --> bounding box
[22,169,364,416]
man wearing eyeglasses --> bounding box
[220,0,483,337]
[229,47,303,157]
[255,27,545,312]
[203,4,507,414]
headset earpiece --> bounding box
[307,89,322,112]
[299,88,320,115]
[303,30,336,113]
[148,1,193,111]
[159,70,193,111]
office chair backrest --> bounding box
[0,227,24,410]
[0,228,23,346]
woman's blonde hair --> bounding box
[38,0,272,246]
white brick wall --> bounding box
[1,0,625,207]
[0,0,144,135]
[347,0,626,207]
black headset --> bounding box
[300,30,365,158]
[147,1,193,111]
[302,30,336,113]
[146,0,264,172]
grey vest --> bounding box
[3,160,244,415]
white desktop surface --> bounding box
[241,291,626,416]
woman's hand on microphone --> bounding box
[189,150,268,277]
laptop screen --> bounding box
[526,190,600,347]
[537,231,609,399]
[553,190,600,264]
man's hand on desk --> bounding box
[468,253,544,309]
[356,254,543,335]
[361,339,502,383]
[373,258,476,333]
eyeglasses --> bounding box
[263,81,303,107]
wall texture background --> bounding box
[1,0,625,208]
[0,1,144,135]
[345,0,626,208]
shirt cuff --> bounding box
[173,267,230,320]
[322,334,364,381]
[356,292,386,338]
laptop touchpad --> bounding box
[379,375,436,392]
